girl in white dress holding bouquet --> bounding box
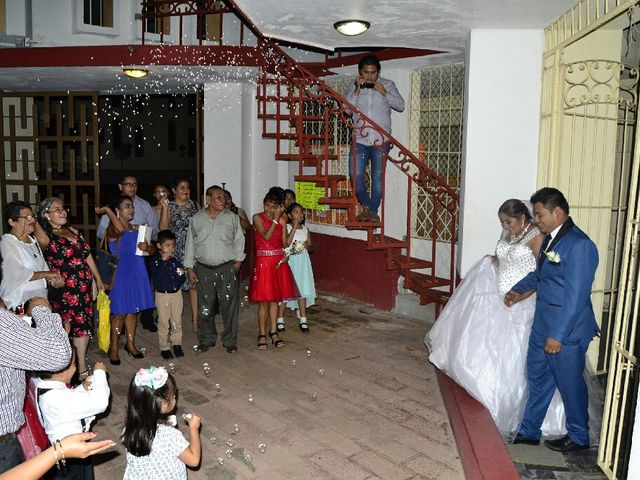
[279,202,316,333]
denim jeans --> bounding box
[348,142,389,213]
[0,435,24,475]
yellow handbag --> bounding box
[96,291,111,353]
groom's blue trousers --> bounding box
[519,330,591,445]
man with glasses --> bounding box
[96,175,158,241]
[96,175,158,331]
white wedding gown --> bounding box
[425,228,566,439]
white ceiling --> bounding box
[235,0,577,53]
[0,0,578,94]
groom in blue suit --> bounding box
[505,187,599,452]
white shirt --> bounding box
[546,224,563,250]
[124,424,189,480]
[0,234,49,309]
[35,369,110,443]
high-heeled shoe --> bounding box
[108,355,121,366]
[269,331,284,348]
[124,345,144,359]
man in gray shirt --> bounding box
[96,175,158,241]
[345,55,405,222]
[185,185,245,353]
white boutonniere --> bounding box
[544,250,561,264]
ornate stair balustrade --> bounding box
[255,38,459,313]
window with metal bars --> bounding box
[408,64,464,242]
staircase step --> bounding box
[404,271,452,305]
[274,153,338,162]
[387,255,433,271]
[318,196,353,207]
[256,95,316,102]
[368,234,407,250]
[262,132,327,140]
[294,174,343,187]
[257,113,325,122]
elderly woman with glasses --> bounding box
[0,201,63,312]
[33,197,105,379]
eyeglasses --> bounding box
[17,215,35,221]
[49,207,67,214]
[121,182,138,187]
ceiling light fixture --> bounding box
[122,68,149,79]
[334,20,370,36]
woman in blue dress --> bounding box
[96,195,154,365]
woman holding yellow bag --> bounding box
[35,197,105,380]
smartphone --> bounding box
[360,82,375,89]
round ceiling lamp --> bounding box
[334,20,370,36]
[122,67,150,79]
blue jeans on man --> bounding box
[348,142,390,220]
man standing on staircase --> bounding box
[345,54,405,222]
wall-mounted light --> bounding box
[123,68,149,79]
[333,20,370,36]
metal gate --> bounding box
[0,92,100,240]
[541,1,640,477]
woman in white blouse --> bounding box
[0,201,63,311]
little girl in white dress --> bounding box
[283,203,316,332]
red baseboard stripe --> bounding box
[436,370,519,480]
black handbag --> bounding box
[95,236,121,290]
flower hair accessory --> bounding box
[134,366,168,390]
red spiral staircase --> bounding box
[140,0,460,314]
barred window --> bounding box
[408,64,464,242]
[83,0,113,27]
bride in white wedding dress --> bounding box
[425,199,566,439]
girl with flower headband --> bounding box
[122,366,201,479]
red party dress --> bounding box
[249,213,299,302]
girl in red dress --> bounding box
[249,188,298,350]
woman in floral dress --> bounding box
[160,178,200,330]
[35,197,104,379]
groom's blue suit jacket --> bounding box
[512,218,599,343]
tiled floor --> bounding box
[91,292,464,479]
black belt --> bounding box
[0,432,15,445]
[197,260,234,270]
[156,289,180,294]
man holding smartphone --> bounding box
[345,55,405,222]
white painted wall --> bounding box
[203,82,244,204]
[458,29,543,276]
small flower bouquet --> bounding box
[276,240,305,269]
[544,250,561,264]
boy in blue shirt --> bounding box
[150,230,186,359]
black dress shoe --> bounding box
[224,345,238,353]
[161,350,174,360]
[544,435,589,452]
[173,345,185,357]
[513,433,540,445]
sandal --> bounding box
[269,331,285,348]
[257,335,268,350]
[298,317,309,333]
